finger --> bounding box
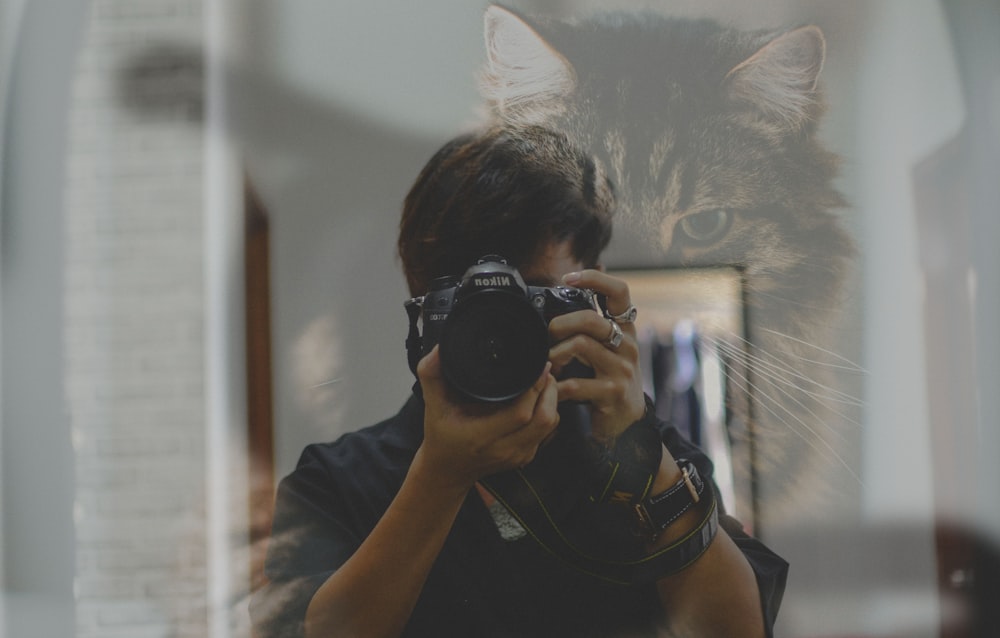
[548,312,639,374]
[517,369,561,439]
[415,346,445,395]
[549,309,637,344]
[562,269,633,317]
[549,333,636,379]
[496,373,561,463]
[556,375,629,410]
[477,362,555,437]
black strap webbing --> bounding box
[479,469,718,585]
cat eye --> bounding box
[679,210,733,244]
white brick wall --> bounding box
[63,1,221,636]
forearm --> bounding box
[304,448,470,638]
[654,528,765,637]
[648,452,766,638]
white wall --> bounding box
[3,1,246,637]
[1,1,87,635]
[234,1,489,478]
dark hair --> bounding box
[398,125,615,296]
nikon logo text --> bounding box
[474,275,512,287]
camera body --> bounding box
[405,256,598,402]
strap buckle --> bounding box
[682,466,700,504]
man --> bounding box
[251,125,787,637]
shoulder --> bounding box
[267,395,425,553]
[288,395,424,494]
[254,399,425,638]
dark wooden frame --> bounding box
[245,178,276,593]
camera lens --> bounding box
[439,290,549,402]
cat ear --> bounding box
[725,25,826,130]
[480,4,576,124]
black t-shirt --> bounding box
[250,394,788,638]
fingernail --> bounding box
[562,272,581,284]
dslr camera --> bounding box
[405,256,599,402]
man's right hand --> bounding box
[305,344,557,638]
[414,346,561,490]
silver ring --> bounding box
[606,304,638,325]
[605,319,624,350]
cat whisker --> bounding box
[749,287,857,316]
[710,331,865,409]
[720,357,864,486]
[719,328,865,402]
[724,326,866,382]
[711,336,865,413]
[705,337,864,443]
[757,326,868,374]
[309,378,343,389]
[705,335,862,438]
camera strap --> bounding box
[404,297,424,376]
[478,465,718,585]
[476,403,718,585]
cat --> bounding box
[478,4,861,530]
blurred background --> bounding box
[2,0,997,636]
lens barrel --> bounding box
[438,289,549,402]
